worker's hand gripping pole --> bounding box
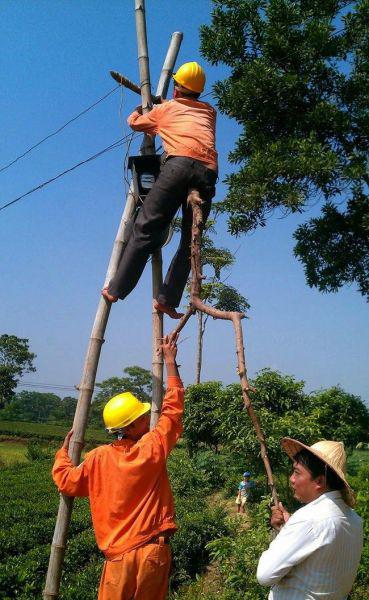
[170,189,279,506]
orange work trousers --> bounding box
[98,537,171,600]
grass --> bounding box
[0,420,112,466]
[347,449,369,475]
[0,420,108,443]
[0,440,28,465]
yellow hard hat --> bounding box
[103,392,151,432]
[173,62,206,93]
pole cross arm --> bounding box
[110,70,161,104]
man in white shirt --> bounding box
[257,438,363,599]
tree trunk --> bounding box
[195,310,204,384]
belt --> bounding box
[143,534,171,546]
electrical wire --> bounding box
[0,85,120,174]
[18,382,77,392]
[0,132,142,213]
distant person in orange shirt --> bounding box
[102,62,218,319]
[52,334,183,600]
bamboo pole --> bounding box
[133,1,183,430]
[134,1,161,429]
[151,32,182,429]
[43,23,182,600]
[43,183,136,598]
[170,190,279,506]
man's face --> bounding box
[125,413,150,441]
[290,460,325,504]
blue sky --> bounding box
[1,0,368,404]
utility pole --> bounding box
[43,11,182,598]
[150,34,182,427]
[134,0,183,429]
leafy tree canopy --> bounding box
[0,334,36,408]
[183,370,368,471]
[249,368,306,415]
[200,0,369,298]
[308,385,369,446]
[90,366,152,427]
[0,391,77,424]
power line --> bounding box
[0,86,120,174]
[18,382,77,392]
[0,132,141,213]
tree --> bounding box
[1,391,60,422]
[90,366,152,427]
[183,371,321,477]
[200,0,369,299]
[186,221,250,383]
[50,396,77,423]
[308,386,369,447]
[0,334,36,408]
[249,368,306,415]
[183,381,224,454]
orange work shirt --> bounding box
[52,376,184,560]
[128,98,218,171]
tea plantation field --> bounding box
[0,421,368,599]
[0,424,229,599]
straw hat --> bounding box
[281,438,355,507]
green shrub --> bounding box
[206,500,271,599]
[191,450,226,490]
[171,505,229,588]
[25,440,48,461]
[168,449,212,498]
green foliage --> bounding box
[207,500,271,599]
[200,1,369,299]
[308,386,369,447]
[294,191,369,298]
[250,368,306,415]
[347,464,369,599]
[90,365,152,427]
[184,370,324,477]
[0,420,107,445]
[171,504,229,588]
[25,440,50,462]
[183,382,224,452]
[0,392,79,426]
[191,450,227,490]
[213,284,250,313]
[0,335,36,408]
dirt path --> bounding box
[208,490,251,530]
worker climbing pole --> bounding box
[44,1,279,597]
[43,4,182,597]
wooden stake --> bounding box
[170,190,279,506]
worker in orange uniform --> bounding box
[102,61,218,319]
[52,334,183,600]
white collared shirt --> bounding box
[257,491,363,599]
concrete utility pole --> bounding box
[43,10,182,599]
